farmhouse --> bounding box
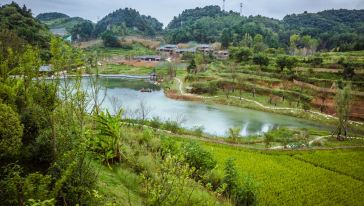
[213,50,229,59]
[196,44,212,53]
[134,55,161,62]
[157,44,178,53]
[175,48,196,54]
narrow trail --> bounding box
[173,77,363,126]
[123,122,364,151]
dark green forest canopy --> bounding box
[0,3,51,50]
[94,8,163,37]
[165,5,364,51]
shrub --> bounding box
[202,169,224,191]
[0,103,23,159]
[264,133,274,148]
[253,53,270,68]
[182,141,217,178]
[101,31,120,47]
[192,126,204,137]
[223,158,239,196]
[227,127,242,142]
[308,56,323,66]
[149,117,162,129]
[159,136,179,158]
[223,159,257,206]
[163,120,180,133]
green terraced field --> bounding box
[202,143,364,206]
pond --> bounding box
[77,77,327,137]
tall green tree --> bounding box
[334,84,352,140]
[0,103,23,159]
[221,28,232,49]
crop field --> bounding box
[202,143,364,206]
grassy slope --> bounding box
[42,17,87,31]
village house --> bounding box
[196,44,213,54]
[213,50,229,59]
[175,47,196,54]
[157,44,178,53]
[134,55,161,62]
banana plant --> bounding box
[93,109,124,166]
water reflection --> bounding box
[79,77,327,137]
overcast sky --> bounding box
[1,0,364,26]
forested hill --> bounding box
[167,5,233,29]
[94,8,163,37]
[0,3,51,52]
[165,6,364,51]
[36,12,70,21]
[36,12,92,37]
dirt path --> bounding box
[173,77,363,126]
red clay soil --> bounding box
[312,98,364,121]
[165,90,202,101]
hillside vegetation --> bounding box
[165,6,364,51]
[94,8,163,37]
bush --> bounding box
[159,136,180,158]
[101,31,120,47]
[227,127,242,142]
[223,159,257,206]
[163,120,180,133]
[190,81,217,95]
[253,53,270,67]
[308,56,323,67]
[182,141,216,178]
[230,47,253,62]
[0,103,23,159]
[202,169,224,191]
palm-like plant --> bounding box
[94,109,124,165]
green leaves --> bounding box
[0,103,23,159]
[92,110,124,165]
[182,141,217,178]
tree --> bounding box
[253,34,267,52]
[334,84,352,140]
[301,35,318,55]
[101,31,120,47]
[276,55,297,72]
[229,47,252,63]
[286,56,298,71]
[19,45,41,104]
[253,53,270,68]
[240,33,253,48]
[289,34,300,55]
[187,59,196,73]
[221,28,232,49]
[341,61,355,80]
[276,55,287,72]
[0,103,23,159]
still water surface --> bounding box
[79,77,326,137]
